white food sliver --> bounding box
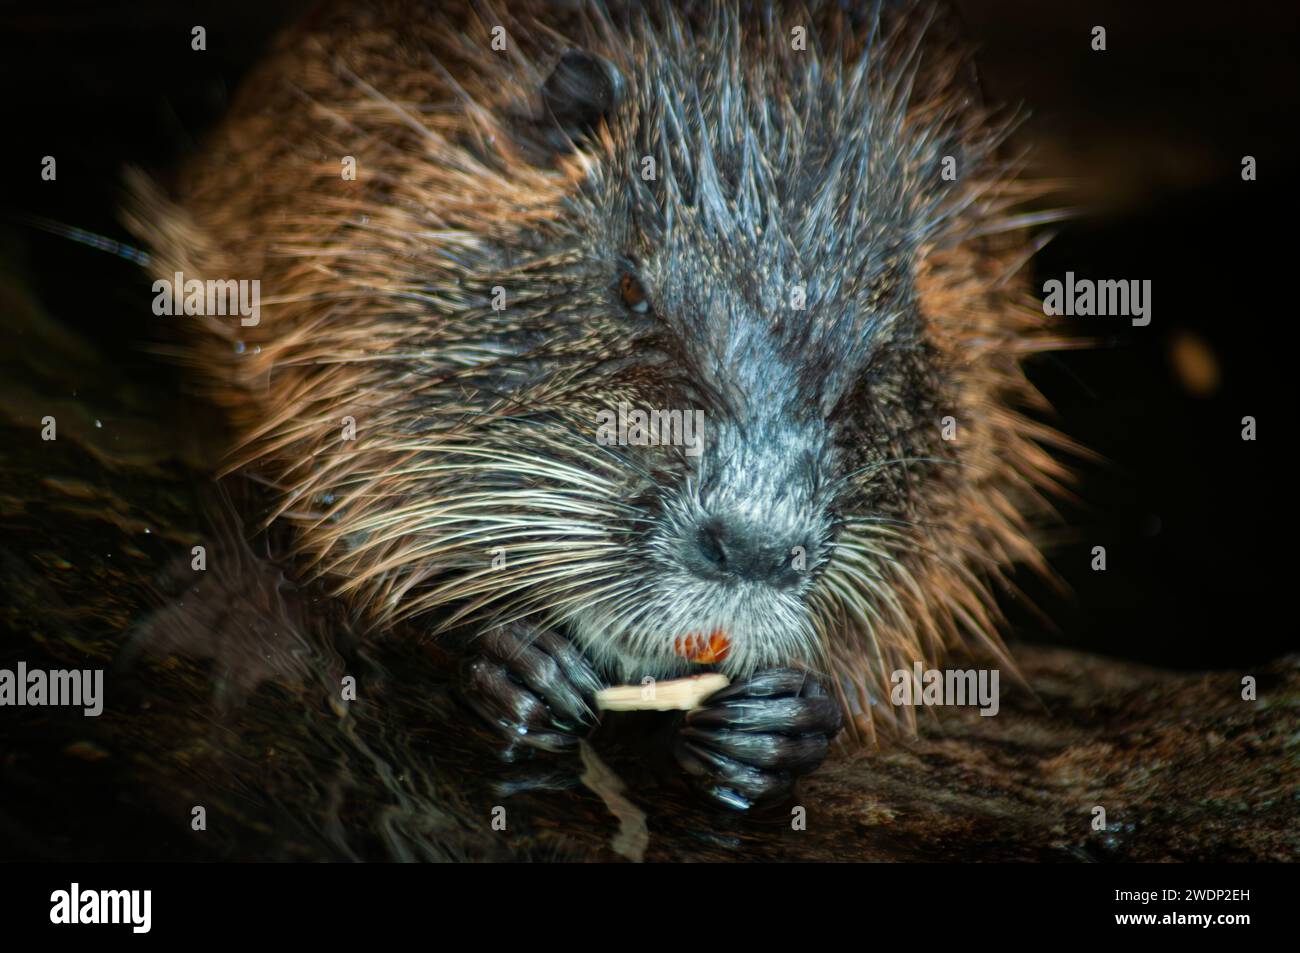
[595,673,730,712]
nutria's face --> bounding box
[556,249,945,680]
[486,21,966,681]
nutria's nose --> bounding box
[692,515,806,588]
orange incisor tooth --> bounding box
[673,628,730,663]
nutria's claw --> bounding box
[671,669,843,811]
[460,623,605,759]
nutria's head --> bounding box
[135,0,1063,734]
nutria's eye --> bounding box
[618,271,651,314]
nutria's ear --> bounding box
[535,49,626,152]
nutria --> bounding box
[125,0,1067,815]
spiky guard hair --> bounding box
[127,0,1077,744]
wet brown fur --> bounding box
[126,0,1077,745]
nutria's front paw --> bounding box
[672,670,843,811]
[460,623,605,759]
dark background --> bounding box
[0,0,1292,670]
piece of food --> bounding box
[596,673,730,712]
